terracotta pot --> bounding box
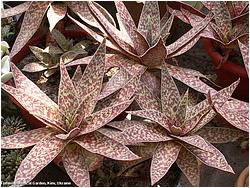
[235,167,249,187]
[203,38,249,102]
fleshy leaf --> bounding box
[47,2,67,32]
[108,120,141,131]
[150,141,181,185]
[197,127,246,143]
[1,2,31,18]
[71,65,82,86]
[238,39,249,76]
[127,110,171,132]
[186,142,234,173]
[1,128,53,149]
[14,135,69,186]
[62,145,90,186]
[10,2,50,58]
[176,148,200,186]
[51,29,71,51]
[29,46,51,64]
[140,38,166,68]
[161,63,180,116]
[22,62,48,72]
[80,99,134,135]
[138,1,160,46]
[58,62,78,116]
[75,132,140,161]
[116,121,172,145]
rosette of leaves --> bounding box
[166,64,249,132]
[67,1,214,111]
[1,41,13,83]
[1,39,141,187]
[22,29,88,77]
[105,63,246,186]
[1,116,30,185]
[167,1,249,73]
[1,1,116,59]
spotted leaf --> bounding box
[75,132,140,161]
[238,39,249,76]
[1,2,31,18]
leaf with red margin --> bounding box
[161,63,180,116]
[127,110,171,132]
[10,2,50,58]
[116,122,172,145]
[150,141,181,185]
[67,14,120,52]
[238,39,249,76]
[172,135,213,152]
[58,63,79,116]
[185,142,234,174]
[62,145,90,187]
[138,1,160,46]
[1,128,53,149]
[76,39,106,102]
[47,2,67,32]
[72,65,82,87]
[88,1,136,55]
[135,83,161,111]
[14,135,69,187]
[140,38,166,68]
[1,1,31,18]
[75,132,140,161]
[197,127,246,143]
[166,12,213,57]
[176,148,200,186]
[98,68,132,100]
[1,84,63,125]
[80,99,134,135]
[9,63,58,107]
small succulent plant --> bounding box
[22,29,88,77]
[1,39,141,186]
[168,1,249,73]
[106,63,245,186]
[1,41,13,83]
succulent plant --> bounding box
[21,29,88,77]
[1,116,30,185]
[67,1,214,111]
[1,39,141,186]
[1,41,13,83]
[106,63,246,186]
[168,1,249,72]
[1,1,115,59]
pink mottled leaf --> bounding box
[150,141,181,185]
[88,1,136,55]
[80,99,134,135]
[58,63,78,116]
[232,2,249,16]
[116,121,172,145]
[186,142,234,173]
[176,148,200,186]
[127,110,171,132]
[173,135,214,152]
[76,38,106,101]
[166,12,213,57]
[159,14,174,42]
[138,1,160,46]
[197,127,246,143]
[81,149,103,171]
[133,30,150,55]
[238,39,249,76]
[174,89,189,126]
[1,1,31,18]
[108,120,138,131]
[55,127,80,140]
[62,145,90,187]
[22,62,48,72]
[75,132,140,161]
[1,128,53,149]
[202,1,214,10]
[14,135,69,187]
[140,38,166,68]
[161,63,180,116]
[72,65,82,86]
[10,2,50,58]
[47,2,67,32]
[97,127,122,141]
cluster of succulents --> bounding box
[1,1,249,187]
